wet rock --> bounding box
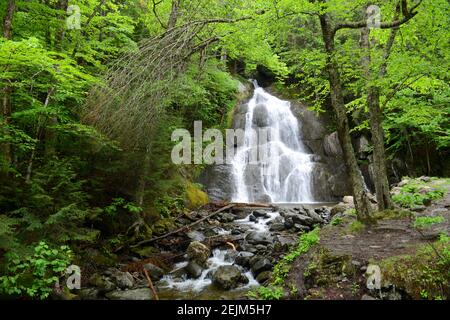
[292,214,314,226]
[294,224,311,233]
[246,231,273,245]
[331,202,349,216]
[187,231,205,242]
[256,271,272,284]
[251,257,273,276]
[187,241,210,267]
[249,214,257,222]
[284,217,294,229]
[78,288,100,300]
[232,208,252,220]
[219,212,235,223]
[255,244,267,251]
[105,288,153,300]
[234,251,255,268]
[212,266,249,290]
[198,164,234,202]
[252,210,269,218]
[305,209,325,224]
[185,261,203,279]
[268,216,283,225]
[253,103,272,127]
[269,223,285,231]
[143,263,165,281]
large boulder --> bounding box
[250,257,273,276]
[186,241,210,267]
[234,251,255,268]
[323,132,343,157]
[246,231,273,245]
[185,261,203,279]
[88,273,116,293]
[104,269,134,290]
[212,265,249,290]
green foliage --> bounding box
[274,228,320,284]
[347,221,365,234]
[413,216,445,229]
[378,235,450,300]
[154,195,185,219]
[249,286,284,300]
[392,184,445,208]
[104,198,142,217]
[0,241,72,299]
[330,216,343,226]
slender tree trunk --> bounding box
[55,0,69,50]
[319,13,373,222]
[135,147,152,207]
[360,26,393,211]
[1,0,15,166]
[167,0,181,29]
[2,0,15,39]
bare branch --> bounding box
[335,0,422,33]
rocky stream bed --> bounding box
[76,203,336,300]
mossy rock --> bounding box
[152,219,175,235]
[131,246,159,258]
[377,242,450,300]
[303,248,355,288]
[185,182,209,209]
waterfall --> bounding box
[231,82,315,203]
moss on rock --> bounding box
[185,182,209,209]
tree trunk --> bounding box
[319,14,373,222]
[135,148,152,207]
[1,0,15,166]
[360,26,393,211]
[2,0,15,39]
[167,0,181,29]
[55,0,69,50]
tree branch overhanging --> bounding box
[334,0,422,33]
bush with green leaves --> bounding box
[392,184,445,208]
[0,241,72,299]
[413,216,445,229]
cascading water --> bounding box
[231,81,315,203]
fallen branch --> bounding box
[130,203,235,248]
[143,268,159,300]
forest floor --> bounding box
[284,178,450,300]
[71,178,449,300]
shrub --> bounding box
[0,241,72,299]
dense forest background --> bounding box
[0,0,448,299]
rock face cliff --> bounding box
[199,83,351,203]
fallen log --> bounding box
[130,203,235,248]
